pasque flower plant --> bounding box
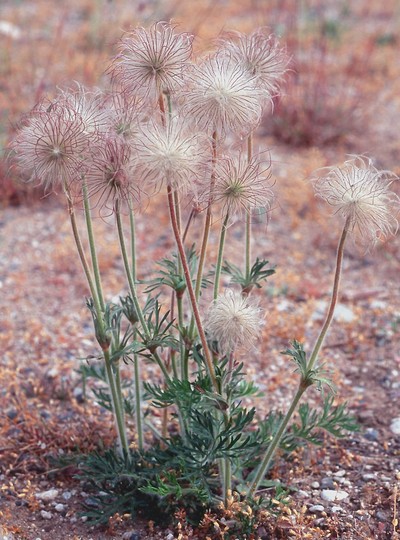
[10,20,400,529]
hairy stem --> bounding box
[166,185,218,391]
[213,213,229,300]
[82,180,105,311]
[247,220,349,497]
[247,384,305,497]
[245,134,253,281]
[64,187,100,314]
[115,199,171,382]
[308,221,348,371]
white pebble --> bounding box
[35,489,59,502]
[390,418,400,435]
[55,504,66,512]
[321,489,349,502]
[311,481,320,489]
[309,504,325,513]
[40,510,53,520]
[334,469,346,477]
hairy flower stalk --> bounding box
[248,157,400,497]
[112,22,193,99]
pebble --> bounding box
[309,504,325,513]
[362,473,376,481]
[310,481,320,489]
[314,517,325,526]
[376,510,387,521]
[54,503,66,513]
[122,533,140,540]
[297,490,309,498]
[62,491,72,500]
[166,534,174,540]
[364,428,379,441]
[334,469,346,477]
[40,510,53,520]
[35,489,59,502]
[390,418,400,435]
[321,489,349,502]
[331,506,344,513]
[320,477,335,489]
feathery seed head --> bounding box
[313,155,400,246]
[213,154,274,217]
[134,116,210,193]
[59,85,112,138]
[112,22,194,99]
[86,136,137,214]
[181,54,263,136]
[206,290,264,353]
[11,101,90,190]
[220,29,288,98]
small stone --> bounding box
[390,418,400,435]
[376,510,387,521]
[320,477,335,489]
[321,489,349,502]
[54,504,66,513]
[35,489,59,502]
[81,516,88,523]
[40,510,53,520]
[309,504,325,513]
[364,428,379,441]
[122,533,140,540]
[314,517,325,526]
[166,534,174,540]
[310,481,320,489]
[362,474,376,481]
[297,490,309,498]
[331,506,343,513]
[62,491,72,500]
[334,469,346,477]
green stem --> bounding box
[104,350,130,456]
[133,349,144,450]
[247,220,349,497]
[245,134,253,281]
[213,213,229,300]
[64,186,128,455]
[308,222,348,371]
[194,131,217,302]
[115,199,171,382]
[82,180,105,311]
[64,187,100,314]
[128,201,144,450]
[166,185,218,391]
[247,384,305,498]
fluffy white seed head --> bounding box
[181,54,263,136]
[313,155,400,246]
[219,28,288,99]
[112,22,194,99]
[85,136,137,215]
[212,154,274,217]
[133,116,210,193]
[206,290,264,354]
[11,101,90,190]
